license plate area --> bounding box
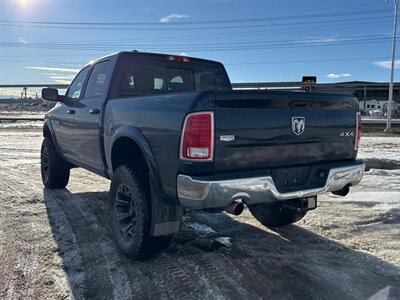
[271,165,328,193]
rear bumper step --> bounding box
[177,161,365,210]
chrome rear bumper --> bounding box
[177,161,365,210]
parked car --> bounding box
[41,51,365,259]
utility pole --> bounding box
[22,87,27,99]
[385,0,399,131]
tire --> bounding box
[41,138,70,189]
[249,200,307,228]
[110,165,171,259]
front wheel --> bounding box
[249,200,307,228]
[41,138,70,189]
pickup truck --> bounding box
[41,51,365,259]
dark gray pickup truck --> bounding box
[41,51,365,259]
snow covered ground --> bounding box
[358,136,400,162]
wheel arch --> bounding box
[43,119,54,139]
[42,119,61,155]
[109,127,159,181]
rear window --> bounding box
[111,55,231,98]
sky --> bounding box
[0,0,399,97]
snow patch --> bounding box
[341,191,400,208]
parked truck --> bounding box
[41,51,365,259]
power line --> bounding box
[0,9,390,26]
[48,19,391,45]
[0,14,391,31]
[225,56,391,66]
[0,35,395,52]
[0,56,391,68]
[0,33,393,48]
[47,18,392,44]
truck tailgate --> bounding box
[213,91,358,173]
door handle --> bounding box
[67,109,76,115]
[89,109,100,115]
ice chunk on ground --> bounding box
[214,237,232,248]
[188,223,217,236]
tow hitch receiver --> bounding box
[302,196,317,210]
[283,196,317,211]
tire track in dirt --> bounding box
[51,190,132,299]
[42,192,86,299]
[76,191,163,299]
[2,165,160,299]
[0,167,73,299]
[148,255,210,299]
[193,253,259,299]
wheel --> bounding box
[110,165,171,259]
[41,138,70,189]
[249,200,307,228]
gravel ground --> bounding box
[0,127,399,300]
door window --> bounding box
[84,61,110,98]
[66,67,89,100]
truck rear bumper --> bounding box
[177,160,365,210]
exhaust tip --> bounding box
[225,201,245,216]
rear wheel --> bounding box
[249,200,307,228]
[41,138,70,189]
[110,165,171,259]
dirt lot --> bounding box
[0,127,399,300]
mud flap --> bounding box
[149,177,183,236]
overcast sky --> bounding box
[0,0,399,89]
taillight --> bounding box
[355,112,362,150]
[180,112,214,161]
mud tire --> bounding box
[110,165,171,259]
[41,137,70,189]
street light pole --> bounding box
[386,0,399,131]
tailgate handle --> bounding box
[289,101,312,108]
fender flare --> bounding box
[42,119,61,154]
[109,126,160,188]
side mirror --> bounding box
[42,88,60,102]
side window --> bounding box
[66,67,89,100]
[84,61,110,98]
[195,71,218,91]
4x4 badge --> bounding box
[292,117,305,135]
